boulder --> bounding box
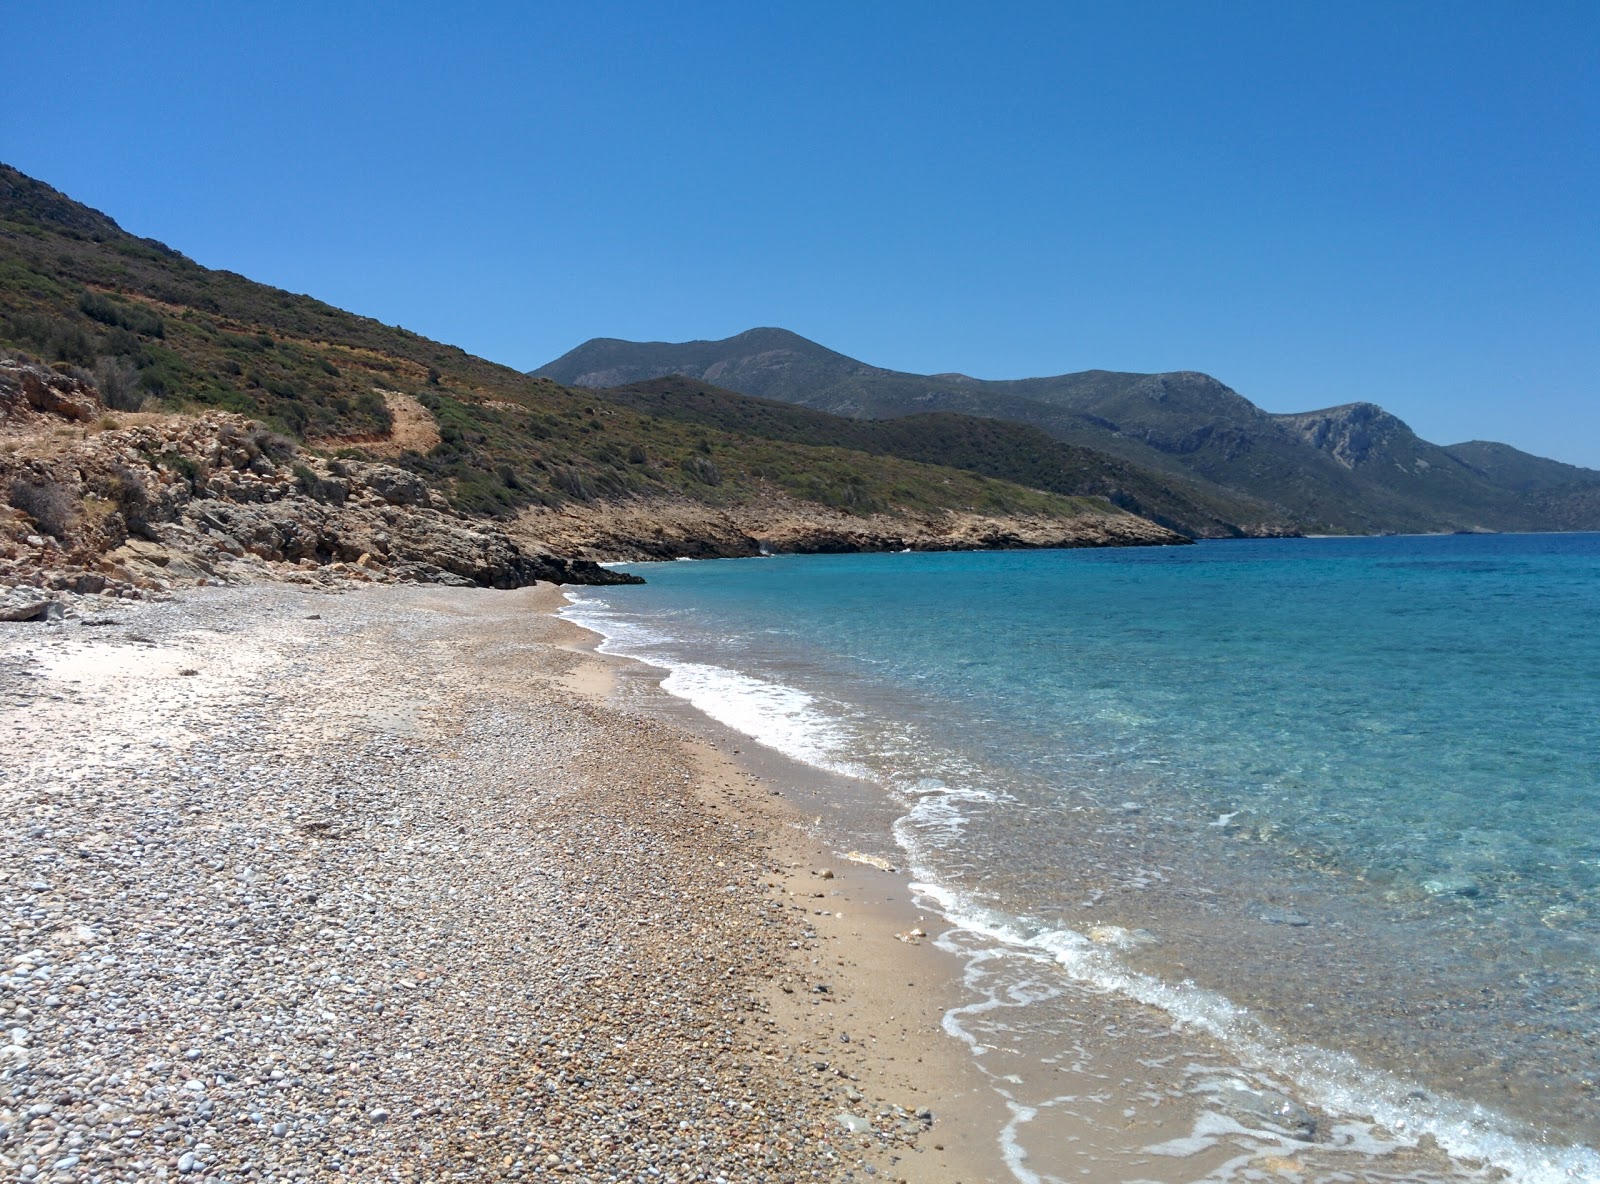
[106,539,215,583]
[0,588,54,622]
[362,466,431,507]
[111,539,177,567]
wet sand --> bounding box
[554,602,1015,1183]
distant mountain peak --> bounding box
[1276,403,1417,469]
[1443,440,1600,493]
[727,326,822,349]
[532,326,880,393]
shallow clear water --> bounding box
[564,535,1600,1181]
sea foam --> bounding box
[560,543,1600,1184]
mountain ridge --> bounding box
[590,375,1284,539]
[537,330,1599,535]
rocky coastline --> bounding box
[0,360,1191,1181]
[2,357,1188,617]
[0,360,639,603]
[510,497,1188,563]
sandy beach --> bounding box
[0,581,1004,1183]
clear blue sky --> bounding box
[6,2,1597,464]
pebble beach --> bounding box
[0,583,987,1184]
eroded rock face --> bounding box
[0,359,641,595]
[2,353,1183,599]
[1278,402,1409,470]
[0,360,100,423]
[362,465,433,507]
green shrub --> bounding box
[263,375,302,400]
[93,355,143,411]
[275,401,309,433]
[77,290,163,337]
[4,313,96,366]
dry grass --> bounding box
[306,387,441,456]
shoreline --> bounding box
[0,579,1006,1183]
[8,567,1584,1183]
[548,589,1014,1183]
[556,554,1600,1184]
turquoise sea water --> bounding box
[564,535,1600,1181]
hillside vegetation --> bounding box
[0,165,1154,537]
[594,376,1279,537]
[539,329,1600,535]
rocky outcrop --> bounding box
[1276,402,1411,470]
[513,497,1190,564]
[0,358,101,423]
[0,585,59,621]
[0,359,641,599]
